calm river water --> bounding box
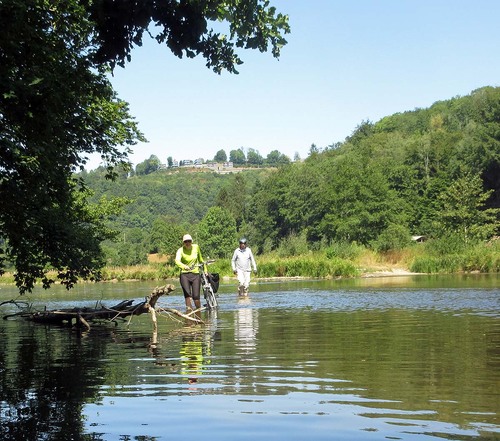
[1,274,499,441]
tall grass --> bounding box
[410,237,500,273]
[1,239,498,287]
[257,252,358,278]
[325,241,364,260]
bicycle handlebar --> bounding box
[187,259,215,271]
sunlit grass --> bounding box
[1,240,498,287]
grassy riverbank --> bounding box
[89,240,500,282]
[1,239,499,286]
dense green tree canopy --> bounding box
[197,206,237,258]
[0,1,143,292]
[0,0,290,292]
[80,88,499,265]
[247,87,500,252]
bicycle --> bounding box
[189,259,218,310]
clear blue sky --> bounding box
[87,0,500,169]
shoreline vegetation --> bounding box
[1,241,498,288]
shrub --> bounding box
[326,241,364,260]
[276,232,310,258]
[371,224,412,252]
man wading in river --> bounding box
[231,238,257,296]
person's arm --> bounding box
[175,248,188,271]
[197,245,207,273]
[249,249,257,272]
[231,249,238,272]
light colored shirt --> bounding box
[231,247,257,272]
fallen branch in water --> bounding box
[158,306,204,324]
[2,284,176,330]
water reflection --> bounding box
[235,297,259,358]
[0,276,499,440]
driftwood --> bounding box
[2,284,182,330]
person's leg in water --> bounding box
[242,270,251,296]
[236,269,246,296]
[191,275,202,320]
[180,273,197,313]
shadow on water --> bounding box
[0,274,499,440]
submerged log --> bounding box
[3,284,176,329]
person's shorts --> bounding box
[179,272,201,300]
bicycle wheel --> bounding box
[204,285,218,310]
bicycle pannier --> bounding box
[207,273,220,293]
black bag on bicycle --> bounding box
[207,273,220,293]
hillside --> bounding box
[82,87,500,266]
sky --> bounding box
[87,0,500,170]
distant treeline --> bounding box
[81,86,500,268]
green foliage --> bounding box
[90,0,290,73]
[135,155,161,175]
[148,217,186,257]
[276,232,310,257]
[229,148,246,165]
[325,241,364,260]
[0,1,146,292]
[266,150,291,166]
[247,148,264,165]
[197,206,237,259]
[435,172,499,241]
[422,234,470,256]
[83,169,268,265]
[82,87,500,275]
[214,149,227,162]
[216,173,248,229]
[249,87,500,254]
[0,0,290,293]
[257,255,358,278]
[410,236,500,273]
[371,224,412,253]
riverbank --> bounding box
[1,240,498,288]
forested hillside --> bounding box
[84,87,500,266]
[81,167,272,265]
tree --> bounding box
[214,149,227,162]
[265,150,290,166]
[436,173,499,241]
[0,0,290,293]
[90,0,290,74]
[197,207,237,258]
[216,174,248,229]
[135,155,161,175]
[0,1,144,293]
[247,148,264,165]
[229,148,246,165]
[148,216,185,257]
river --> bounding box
[1,274,499,441]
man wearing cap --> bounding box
[175,234,205,315]
[231,238,257,296]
